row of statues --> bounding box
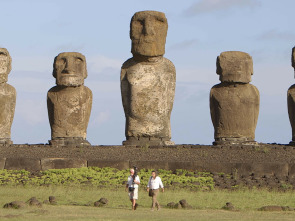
[0,10,293,146]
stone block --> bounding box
[5,158,41,171]
[0,158,6,169]
[41,158,87,170]
[194,162,235,174]
[130,161,169,170]
[87,160,129,170]
[233,163,289,177]
[168,161,194,171]
[287,163,295,178]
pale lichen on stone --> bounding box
[0,48,16,145]
[47,52,92,146]
[121,11,176,146]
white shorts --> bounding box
[128,188,138,200]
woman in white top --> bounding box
[126,168,140,210]
[147,170,164,211]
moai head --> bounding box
[53,52,87,86]
[130,10,168,57]
[0,48,12,83]
[216,51,253,83]
[292,47,295,69]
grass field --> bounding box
[1,186,295,220]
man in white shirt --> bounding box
[125,168,140,210]
[147,170,164,211]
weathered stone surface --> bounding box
[47,52,92,146]
[288,48,295,145]
[233,163,289,177]
[0,48,16,145]
[49,196,57,205]
[130,160,169,170]
[0,158,6,169]
[121,11,176,146]
[222,202,235,211]
[27,197,42,207]
[41,158,87,170]
[94,198,108,207]
[87,160,129,170]
[167,202,175,208]
[3,201,26,209]
[258,205,284,211]
[210,51,260,145]
[292,47,295,68]
[5,158,41,171]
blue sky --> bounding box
[1,0,294,145]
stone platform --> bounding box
[0,143,295,178]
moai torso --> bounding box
[287,47,295,144]
[0,48,16,145]
[121,11,176,146]
[47,85,92,139]
[47,52,92,146]
[210,51,260,145]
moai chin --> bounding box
[210,51,260,145]
[287,47,295,145]
[47,52,92,146]
[120,11,176,146]
[0,48,16,145]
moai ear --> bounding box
[0,48,12,75]
[216,56,221,76]
[292,47,295,69]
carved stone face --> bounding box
[0,48,11,83]
[53,52,87,86]
[130,11,168,57]
[292,47,295,68]
[216,51,253,83]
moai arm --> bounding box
[253,85,260,130]
[166,59,176,113]
[288,85,295,131]
[8,85,16,132]
[209,88,217,129]
[47,87,56,135]
[120,61,131,118]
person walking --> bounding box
[126,168,140,210]
[147,170,164,211]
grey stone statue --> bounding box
[47,52,92,146]
[0,48,16,145]
[121,11,176,146]
[210,51,260,145]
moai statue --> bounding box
[121,11,176,146]
[287,47,295,145]
[47,52,92,146]
[210,51,260,145]
[0,48,16,145]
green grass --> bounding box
[0,186,295,220]
[0,168,295,220]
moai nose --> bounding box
[63,57,75,73]
[143,17,155,36]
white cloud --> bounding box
[93,111,111,126]
[257,29,295,41]
[184,0,259,16]
[87,55,123,74]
